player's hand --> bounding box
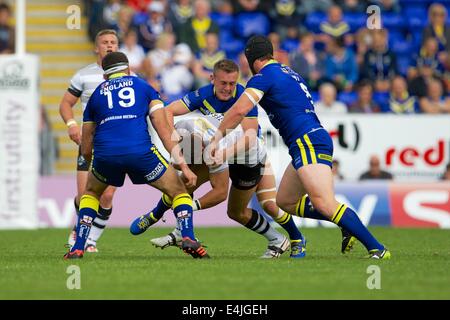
[68,124,81,145]
[181,165,197,189]
[205,140,220,166]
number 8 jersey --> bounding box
[83,75,162,156]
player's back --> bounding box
[84,75,160,156]
[248,62,322,145]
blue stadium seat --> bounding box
[382,13,406,32]
[344,13,367,33]
[210,12,234,30]
[397,56,412,76]
[219,31,245,60]
[234,12,270,39]
[388,31,406,46]
[305,12,326,34]
[338,91,357,106]
[390,39,413,55]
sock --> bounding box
[71,197,80,233]
[274,210,304,242]
[146,194,172,221]
[86,206,112,246]
[245,209,284,243]
[331,204,384,251]
[172,193,195,240]
[72,195,99,251]
[295,194,328,221]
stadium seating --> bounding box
[234,12,270,39]
[338,91,358,106]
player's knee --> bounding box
[308,196,334,218]
[100,189,115,207]
[262,200,278,218]
[275,196,290,213]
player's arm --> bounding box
[194,169,229,210]
[80,122,96,164]
[164,99,192,142]
[149,101,197,187]
[59,91,81,145]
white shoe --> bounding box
[150,229,182,249]
[85,243,99,253]
[67,229,76,248]
[260,236,290,258]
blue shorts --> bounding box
[288,128,333,170]
[91,146,168,187]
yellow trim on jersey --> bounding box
[83,121,96,124]
[80,194,99,212]
[303,134,317,164]
[151,146,168,168]
[162,193,173,207]
[318,154,333,162]
[202,99,216,114]
[262,59,278,69]
[172,193,193,209]
[180,99,191,111]
[296,138,308,165]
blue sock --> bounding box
[332,204,384,251]
[274,210,304,242]
[72,195,98,251]
[146,194,171,221]
[296,194,329,221]
[172,193,195,240]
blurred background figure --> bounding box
[137,1,172,53]
[389,75,419,114]
[419,78,450,113]
[359,155,393,180]
[119,28,146,75]
[0,2,14,54]
[325,36,358,92]
[349,80,380,113]
[315,82,348,114]
[332,159,344,181]
[422,3,450,55]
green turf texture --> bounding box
[0,227,449,299]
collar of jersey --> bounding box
[109,72,127,79]
[260,59,278,71]
[213,85,237,99]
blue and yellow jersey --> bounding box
[83,75,162,156]
[246,60,322,146]
[180,83,258,118]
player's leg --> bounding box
[149,165,209,258]
[85,185,116,251]
[64,172,109,259]
[228,163,289,258]
[256,161,306,258]
[296,163,390,259]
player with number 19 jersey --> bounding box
[83,75,168,186]
[246,60,334,170]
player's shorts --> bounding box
[91,145,168,187]
[288,127,333,170]
[77,146,90,171]
[229,156,266,190]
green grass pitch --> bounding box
[0,227,449,300]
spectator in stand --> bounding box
[315,82,348,114]
[349,80,381,113]
[408,59,444,99]
[317,5,351,45]
[268,32,290,66]
[409,37,446,80]
[269,0,303,39]
[232,0,271,13]
[237,51,252,85]
[332,159,345,181]
[337,0,366,13]
[359,155,393,180]
[324,36,358,92]
[290,32,323,90]
[422,3,450,54]
[419,78,450,114]
[178,0,219,55]
[361,29,398,93]
[167,0,193,41]
[142,32,176,88]
[103,0,123,29]
[159,43,194,103]
[126,0,152,13]
[0,2,14,54]
[441,163,450,180]
[369,0,400,13]
[119,28,146,75]
[298,0,332,17]
[354,27,371,66]
[389,75,419,114]
[137,1,172,53]
[113,5,134,43]
[192,32,226,87]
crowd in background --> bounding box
[81,0,450,112]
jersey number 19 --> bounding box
[103,87,136,109]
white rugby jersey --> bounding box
[174,113,266,173]
[68,63,104,111]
